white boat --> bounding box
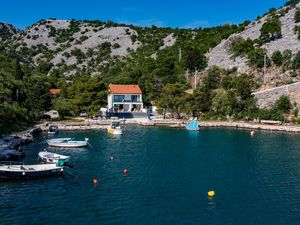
[107,121,123,135]
[47,138,89,148]
[0,163,64,180]
[38,150,70,164]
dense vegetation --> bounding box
[1,0,300,134]
[0,46,51,133]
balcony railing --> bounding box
[113,100,143,103]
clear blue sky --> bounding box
[1,0,287,29]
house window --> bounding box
[114,95,124,102]
[131,95,140,102]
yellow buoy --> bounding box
[208,191,215,197]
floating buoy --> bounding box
[208,190,215,197]
[123,169,128,175]
[250,130,255,136]
[92,178,98,185]
[110,156,114,160]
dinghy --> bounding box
[0,162,64,180]
[185,118,200,131]
[107,121,123,135]
[47,138,89,148]
[48,125,59,135]
[38,150,70,164]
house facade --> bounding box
[108,84,144,112]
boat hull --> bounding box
[38,152,70,164]
[0,168,63,180]
[46,138,88,148]
[107,127,123,135]
[47,142,88,148]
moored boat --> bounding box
[38,150,70,164]
[0,162,64,180]
[47,138,89,148]
[48,125,59,135]
[107,121,123,135]
[185,118,200,131]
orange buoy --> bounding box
[123,169,128,175]
[92,178,98,185]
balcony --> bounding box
[113,95,142,103]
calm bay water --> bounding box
[1,126,300,225]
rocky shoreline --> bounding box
[0,127,41,161]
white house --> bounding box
[108,84,144,112]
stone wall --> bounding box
[253,82,300,108]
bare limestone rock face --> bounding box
[159,33,176,50]
[207,3,300,71]
[12,19,142,75]
[19,20,70,50]
[151,33,176,59]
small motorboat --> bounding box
[0,162,64,180]
[47,138,89,148]
[38,150,70,164]
[48,125,59,135]
[107,121,123,135]
[185,118,200,131]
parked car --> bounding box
[44,110,60,119]
[80,111,87,117]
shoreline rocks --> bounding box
[34,119,300,134]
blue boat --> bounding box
[185,118,200,131]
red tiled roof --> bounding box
[49,89,61,95]
[108,84,142,94]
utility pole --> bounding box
[194,67,198,90]
[179,48,182,62]
[263,54,267,84]
[185,69,189,83]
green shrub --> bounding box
[293,50,300,69]
[274,95,291,113]
[79,35,88,42]
[295,8,300,22]
[230,37,254,57]
[272,51,283,66]
[294,25,300,39]
[113,43,120,49]
[260,16,282,42]
[247,48,270,68]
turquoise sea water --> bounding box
[1,126,300,225]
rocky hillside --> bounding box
[207,2,300,73]
[0,23,18,42]
[8,19,146,75]
[4,1,300,84]
[3,18,243,77]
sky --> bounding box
[0,0,288,29]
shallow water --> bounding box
[1,126,300,225]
